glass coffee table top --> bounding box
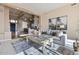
[38,43,74,55]
[47,43,74,55]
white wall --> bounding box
[0,5,11,40]
[0,5,4,34]
[0,5,5,40]
[40,4,79,40]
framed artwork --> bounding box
[48,15,67,30]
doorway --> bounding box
[10,23,16,39]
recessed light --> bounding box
[16,8,19,9]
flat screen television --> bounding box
[23,28,28,34]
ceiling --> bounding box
[20,3,67,14]
[4,3,68,15]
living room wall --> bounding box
[40,4,79,40]
[0,5,11,40]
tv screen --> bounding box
[23,28,28,34]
